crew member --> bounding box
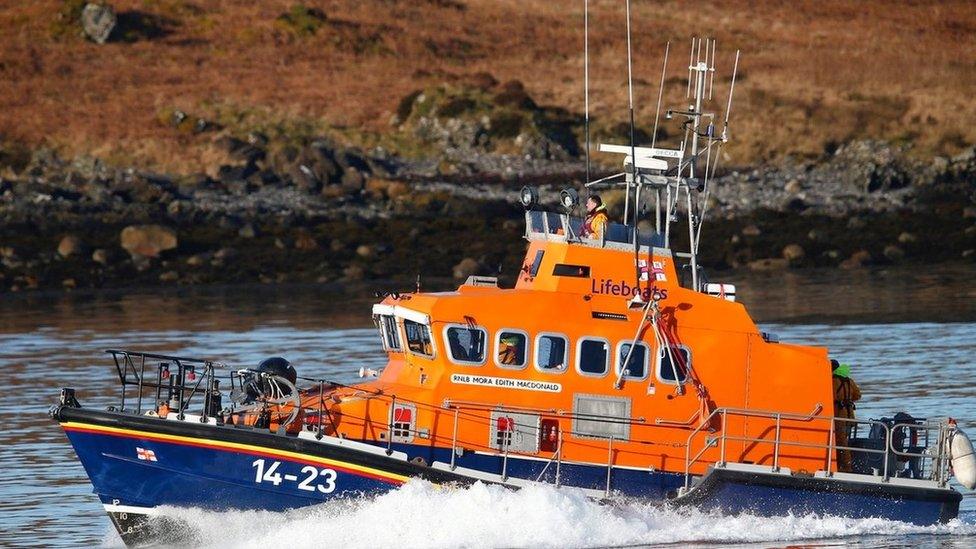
[580,194,609,240]
[497,335,523,366]
[832,359,862,472]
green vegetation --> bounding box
[275,4,327,38]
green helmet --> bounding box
[833,362,852,379]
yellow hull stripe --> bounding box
[61,421,409,484]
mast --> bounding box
[590,36,739,294]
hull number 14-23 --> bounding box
[251,458,337,493]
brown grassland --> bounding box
[1,0,975,173]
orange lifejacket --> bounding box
[581,205,608,239]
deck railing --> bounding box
[683,406,953,492]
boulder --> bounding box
[185,253,211,267]
[452,257,482,279]
[120,225,177,258]
[897,232,917,244]
[883,245,905,262]
[747,258,789,271]
[81,3,117,44]
[741,224,761,237]
[91,248,109,265]
[781,244,805,264]
[238,223,257,239]
[294,231,319,251]
[57,235,84,258]
[342,264,365,280]
[840,250,872,269]
[386,181,410,199]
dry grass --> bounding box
[1,0,974,173]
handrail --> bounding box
[683,406,953,492]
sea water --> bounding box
[1,266,974,548]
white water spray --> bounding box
[105,481,975,549]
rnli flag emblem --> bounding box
[136,447,158,461]
[637,260,667,282]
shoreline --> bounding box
[1,140,974,294]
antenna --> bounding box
[651,41,670,235]
[583,0,591,185]
[686,37,694,97]
[651,41,670,151]
[624,0,642,300]
[708,38,716,100]
[722,49,740,140]
[624,0,637,223]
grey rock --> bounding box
[81,3,117,44]
[91,249,108,265]
[782,244,805,263]
[883,245,905,262]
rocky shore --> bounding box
[1,131,973,294]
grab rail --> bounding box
[683,407,953,492]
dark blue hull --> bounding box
[674,465,962,525]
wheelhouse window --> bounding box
[617,341,650,380]
[577,338,609,376]
[535,333,568,372]
[374,314,402,352]
[496,330,528,369]
[658,346,690,384]
[404,319,434,357]
[445,325,487,365]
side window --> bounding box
[404,320,434,358]
[496,330,528,369]
[529,250,545,277]
[375,315,402,352]
[617,342,650,380]
[577,338,609,376]
[445,325,487,365]
[658,346,690,384]
[535,334,568,372]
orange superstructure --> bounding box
[304,212,836,485]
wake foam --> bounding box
[123,481,974,548]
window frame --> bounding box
[442,323,489,366]
[534,332,570,374]
[403,318,436,359]
[575,337,611,378]
[374,314,403,353]
[494,328,530,370]
[656,344,691,385]
[615,340,651,381]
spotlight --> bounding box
[559,188,579,211]
[519,186,538,209]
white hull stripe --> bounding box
[103,503,157,515]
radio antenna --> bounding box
[722,50,740,140]
[583,0,591,185]
[708,38,716,100]
[624,0,637,223]
[650,41,670,151]
[650,41,670,234]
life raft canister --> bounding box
[949,421,976,490]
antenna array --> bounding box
[587,34,741,293]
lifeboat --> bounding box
[49,36,972,547]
